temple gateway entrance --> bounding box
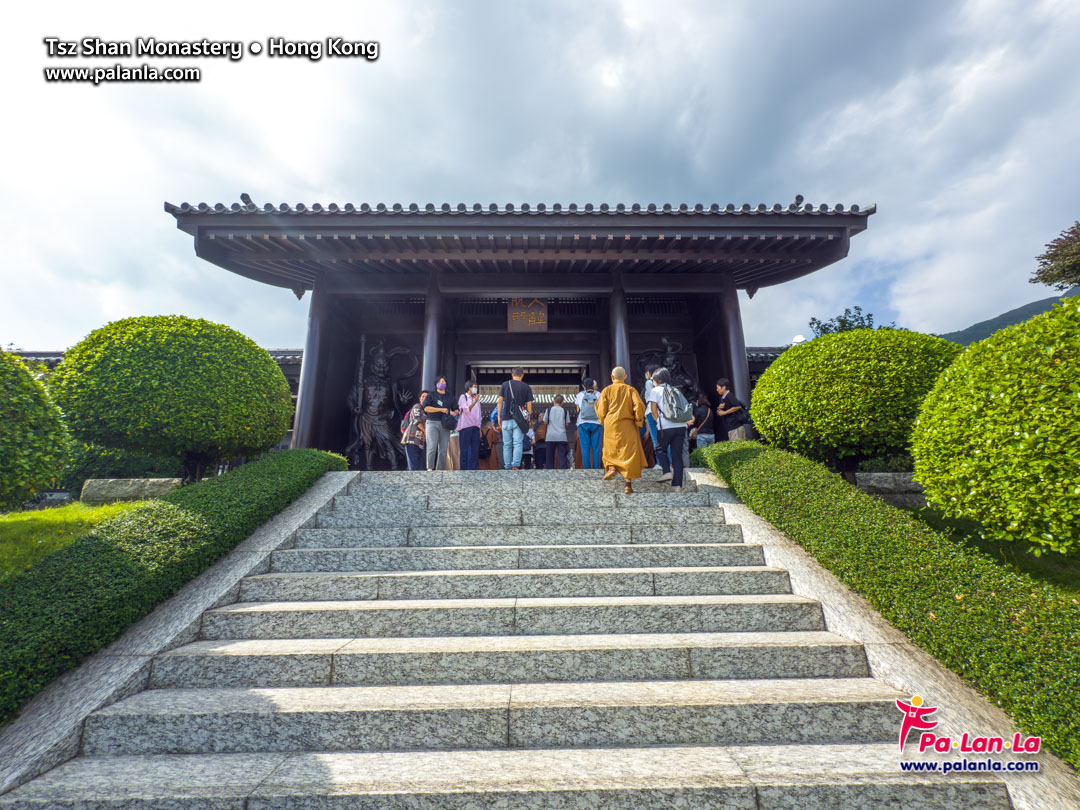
[166,197,874,465]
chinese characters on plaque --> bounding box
[507,298,548,332]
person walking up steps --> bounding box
[595,366,646,494]
[643,364,662,469]
[647,367,695,490]
[496,367,533,470]
[575,378,603,469]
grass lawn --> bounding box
[0,502,138,582]
[910,506,1080,595]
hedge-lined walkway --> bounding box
[0,449,347,725]
[696,440,1080,771]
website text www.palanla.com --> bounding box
[43,64,200,85]
[900,758,1040,774]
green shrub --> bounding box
[912,297,1080,555]
[0,448,346,725]
[750,330,961,466]
[856,453,914,473]
[60,443,184,498]
[0,352,70,511]
[698,440,1080,769]
[50,316,293,482]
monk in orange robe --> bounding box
[595,366,647,493]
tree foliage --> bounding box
[912,297,1080,555]
[808,305,895,338]
[49,316,293,482]
[1031,221,1080,292]
[0,352,70,511]
[750,328,961,467]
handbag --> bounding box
[441,412,458,430]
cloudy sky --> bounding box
[3,0,1078,351]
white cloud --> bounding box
[2,0,1079,354]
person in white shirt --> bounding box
[645,367,694,489]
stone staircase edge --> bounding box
[0,470,359,797]
[688,469,1080,810]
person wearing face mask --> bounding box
[424,376,458,471]
[457,380,483,470]
[575,378,604,469]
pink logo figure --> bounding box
[896,695,939,752]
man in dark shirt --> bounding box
[715,377,750,441]
[496,367,534,469]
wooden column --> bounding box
[421,273,443,389]
[609,276,630,373]
[720,275,752,403]
[291,286,330,449]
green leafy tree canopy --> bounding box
[0,352,70,511]
[808,305,897,338]
[50,316,293,483]
[912,297,1080,555]
[1031,221,1080,292]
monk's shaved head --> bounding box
[611,366,627,380]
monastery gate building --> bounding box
[167,198,873,459]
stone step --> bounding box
[81,678,903,755]
[355,468,697,484]
[348,479,703,496]
[0,745,1011,809]
[295,523,744,548]
[336,491,714,510]
[149,631,870,688]
[270,543,765,573]
[201,594,825,639]
[243,564,787,602]
[318,506,727,528]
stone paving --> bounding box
[0,469,1011,808]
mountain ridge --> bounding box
[938,287,1078,345]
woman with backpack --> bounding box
[645,367,695,489]
[575,378,604,469]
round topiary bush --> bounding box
[50,316,293,482]
[0,352,70,510]
[750,329,962,466]
[912,297,1080,555]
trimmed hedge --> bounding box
[749,329,961,465]
[0,352,70,511]
[912,297,1080,555]
[50,316,293,481]
[0,449,346,725]
[698,440,1080,769]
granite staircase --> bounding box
[2,470,1010,808]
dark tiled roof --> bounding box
[165,200,875,218]
[747,347,791,362]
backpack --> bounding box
[661,384,694,423]
[579,390,600,421]
[479,430,492,459]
